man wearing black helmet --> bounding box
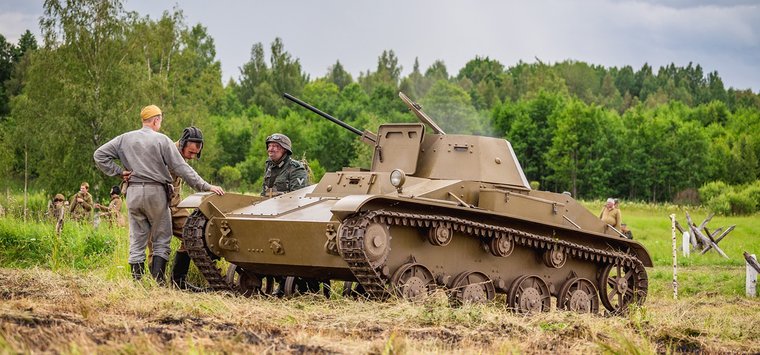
[169,127,205,289]
[261,133,309,197]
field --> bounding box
[1,197,760,353]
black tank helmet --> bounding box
[180,126,204,158]
[110,185,121,196]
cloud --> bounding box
[0,12,40,43]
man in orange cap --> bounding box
[94,104,224,283]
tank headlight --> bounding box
[390,169,406,191]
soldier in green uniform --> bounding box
[69,182,93,222]
[260,133,309,296]
[95,185,124,227]
[261,133,309,196]
[47,193,67,234]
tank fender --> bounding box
[179,192,266,216]
[331,195,375,220]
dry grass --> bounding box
[1,268,758,354]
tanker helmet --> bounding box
[265,133,292,155]
[180,126,204,158]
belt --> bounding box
[129,181,165,186]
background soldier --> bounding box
[69,182,93,222]
[600,197,622,232]
[261,133,309,197]
[93,104,224,283]
[47,193,67,234]
[95,185,124,227]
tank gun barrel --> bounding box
[284,93,368,138]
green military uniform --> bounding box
[97,195,124,227]
[261,155,309,196]
[70,191,93,222]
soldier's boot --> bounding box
[130,262,145,281]
[150,256,168,285]
[171,251,201,291]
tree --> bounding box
[420,80,481,134]
[325,60,352,90]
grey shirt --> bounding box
[93,126,211,192]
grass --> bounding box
[1,195,759,353]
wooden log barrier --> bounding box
[745,252,759,298]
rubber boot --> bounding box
[130,262,145,281]
[150,256,168,285]
[171,251,196,290]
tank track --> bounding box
[338,210,648,301]
[183,210,233,292]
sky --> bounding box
[1,0,759,92]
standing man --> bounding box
[261,133,309,197]
[69,182,93,222]
[169,126,205,289]
[93,105,224,283]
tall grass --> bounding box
[0,216,126,270]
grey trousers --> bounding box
[126,184,172,263]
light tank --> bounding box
[180,92,651,314]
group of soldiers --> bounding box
[47,182,124,233]
[87,104,308,289]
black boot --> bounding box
[171,251,191,289]
[150,256,168,285]
[130,262,145,281]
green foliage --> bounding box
[699,181,731,202]
[0,0,759,204]
[217,166,242,189]
[700,180,760,215]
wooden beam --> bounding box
[686,212,728,258]
[745,252,760,273]
[701,225,736,254]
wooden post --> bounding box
[682,231,690,257]
[745,252,759,298]
[670,214,678,299]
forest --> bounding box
[1,0,759,213]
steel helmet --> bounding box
[265,133,292,155]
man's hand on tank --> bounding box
[121,170,132,181]
[209,185,225,195]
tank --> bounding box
[180,92,651,315]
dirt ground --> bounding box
[1,268,759,354]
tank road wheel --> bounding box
[598,262,648,314]
[489,235,515,257]
[225,264,274,296]
[283,277,330,299]
[558,277,599,314]
[363,223,392,267]
[508,275,551,314]
[389,263,435,301]
[449,271,496,305]
[428,225,453,246]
